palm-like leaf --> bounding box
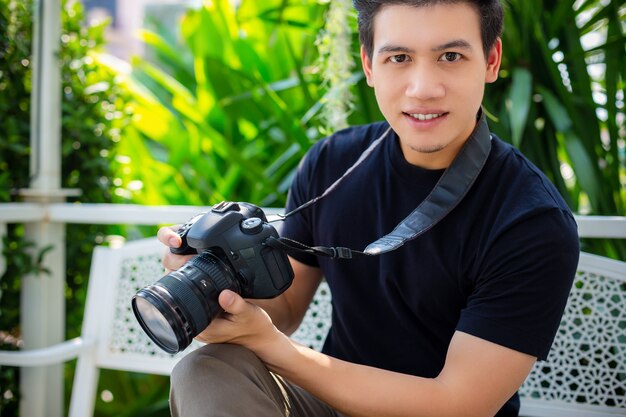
[483,0,625,257]
[116,0,328,207]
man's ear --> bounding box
[485,38,502,84]
[360,45,374,87]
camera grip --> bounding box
[170,213,204,255]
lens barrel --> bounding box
[132,252,239,354]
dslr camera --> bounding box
[132,201,294,354]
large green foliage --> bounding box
[483,0,625,257]
[487,0,624,213]
[108,0,381,208]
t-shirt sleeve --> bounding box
[280,147,321,267]
[457,208,580,360]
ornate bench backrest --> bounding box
[518,252,626,416]
[95,240,625,416]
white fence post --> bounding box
[19,207,67,417]
[21,0,66,415]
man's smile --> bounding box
[405,112,448,121]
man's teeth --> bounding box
[409,113,443,120]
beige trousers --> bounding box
[170,343,345,417]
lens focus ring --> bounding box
[159,274,208,335]
[190,254,238,293]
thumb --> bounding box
[218,290,247,314]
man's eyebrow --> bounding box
[376,40,474,55]
[432,39,473,51]
[376,45,415,55]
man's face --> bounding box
[361,3,501,169]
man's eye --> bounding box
[440,52,462,62]
[390,54,410,63]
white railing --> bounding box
[1,201,625,233]
[1,202,624,279]
[0,202,287,226]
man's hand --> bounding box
[196,290,291,362]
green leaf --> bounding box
[561,130,603,213]
[538,87,572,132]
[507,68,533,147]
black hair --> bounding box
[353,0,504,60]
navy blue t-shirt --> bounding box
[281,119,579,416]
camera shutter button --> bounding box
[240,217,263,234]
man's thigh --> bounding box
[170,343,344,417]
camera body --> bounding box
[132,201,294,354]
[174,201,294,298]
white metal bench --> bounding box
[0,237,624,417]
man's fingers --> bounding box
[218,290,247,315]
[157,225,182,248]
[157,225,194,271]
[162,248,194,271]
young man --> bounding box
[159,1,579,416]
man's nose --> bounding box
[405,63,445,100]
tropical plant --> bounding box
[103,0,325,209]
[482,0,625,257]
[105,0,382,211]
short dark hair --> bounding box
[353,0,504,60]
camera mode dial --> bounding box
[240,217,263,235]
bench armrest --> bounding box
[0,337,94,367]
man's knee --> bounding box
[169,344,290,417]
[171,343,262,388]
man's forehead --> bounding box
[371,3,482,52]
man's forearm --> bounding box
[253,331,533,417]
[195,286,532,417]
[261,338,455,417]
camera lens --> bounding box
[132,252,240,354]
[133,296,179,352]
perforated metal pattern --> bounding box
[110,251,181,358]
[519,267,626,408]
[290,282,333,351]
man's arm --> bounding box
[265,331,534,417]
[205,291,536,417]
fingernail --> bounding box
[222,290,235,307]
[169,237,179,247]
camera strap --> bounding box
[266,112,492,259]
